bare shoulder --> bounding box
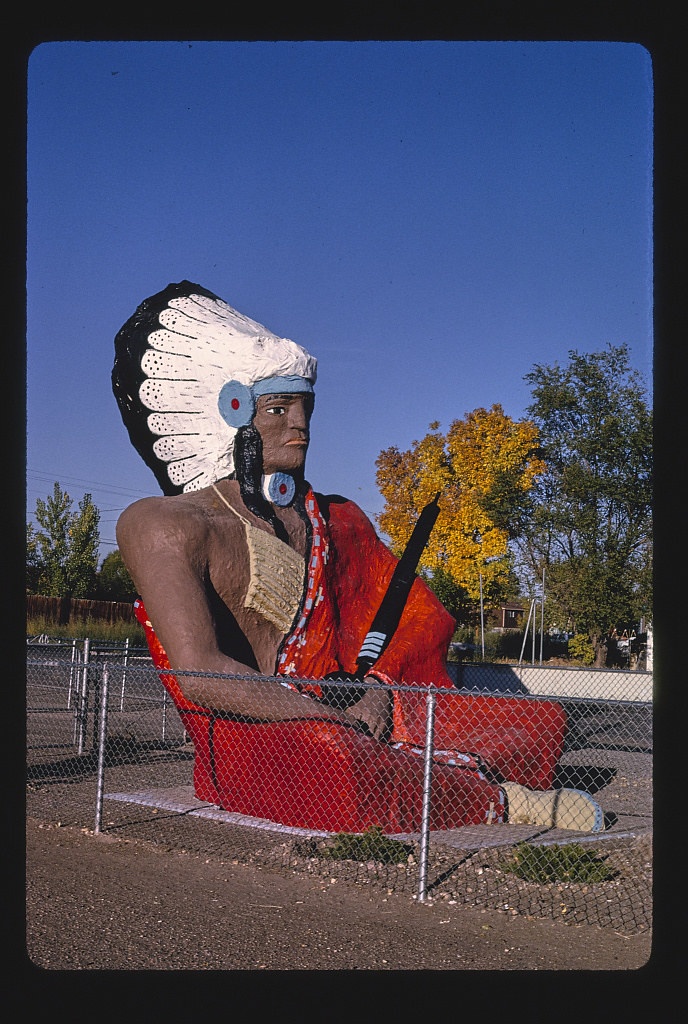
[116,482,250,554]
[116,483,251,620]
[116,490,218,557]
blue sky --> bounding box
[26,40,653,561]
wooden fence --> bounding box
[26,595,136,626]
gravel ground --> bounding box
[24,816,655,977]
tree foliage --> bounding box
[26,523,43,594]
[27,482,101,598]
[518,344,652,665]
[375,405,545,606]
[96,550,138,602]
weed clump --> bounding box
[319,826,414,864]
[502,842,617,884]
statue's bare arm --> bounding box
[116,497,367,727]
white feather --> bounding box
[147,411,219,435]
[140,349,195,379]
[153,433,226,461]
[167,294,278,334]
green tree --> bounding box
[28,482,101,598]
[97,549,138,602]
[26,523,43,593]
[518,344,652,666]
[421,564,472,624]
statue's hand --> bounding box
[342,683,393,742]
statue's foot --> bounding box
[503,782,605,833]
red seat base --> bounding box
[179,710,505,833]
[135,600,566,834]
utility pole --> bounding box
[479,572,485,660]
[539,567,545,665]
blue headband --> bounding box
[253,375,314,396]
[218,375,314,428]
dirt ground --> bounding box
[23,814,659,980]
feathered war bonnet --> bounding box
[112,281,317,495]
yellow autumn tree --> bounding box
[375,405,545,603]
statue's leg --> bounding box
[502,782,605,832]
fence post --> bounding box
[75,637,90,753]
[91,650,104,753]
[120,637,130,711]
[161,686,168,742]
[94,663,109,834]
[67,638,78,710]
[417,688,436,904]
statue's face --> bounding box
[253,392,314,476]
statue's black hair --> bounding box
[234,424,310,543]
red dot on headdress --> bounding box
[231,398,240,410]
[279,483,288,495]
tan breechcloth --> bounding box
[211,484,305,633]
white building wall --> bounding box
[448,662,652,703]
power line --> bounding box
[25,492,128,515]
[27,469,153,500]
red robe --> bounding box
[136,491,567,833]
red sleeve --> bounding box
[323,496,456,687]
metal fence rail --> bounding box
[26,639,652,935]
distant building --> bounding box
[494,602,526,631]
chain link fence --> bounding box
[27,638,652,935]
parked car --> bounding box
[449,641,476,661]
